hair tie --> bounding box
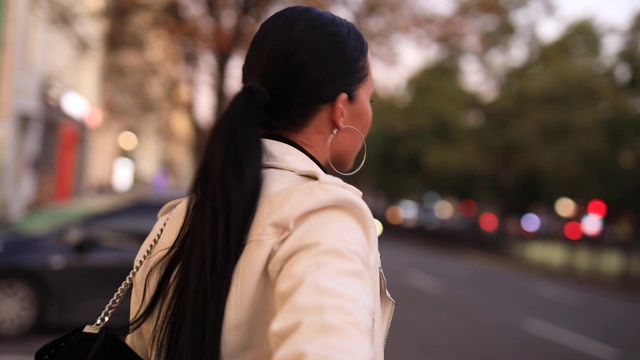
[243,83,270,106]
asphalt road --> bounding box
[381,229,640,360]
[1,228,639,359]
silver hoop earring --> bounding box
[327,125,367,176]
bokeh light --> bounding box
[554,197,577,218]
[85,106,104,129]
[459,199,478,217]
[581,214,604,237]
[520,213,541,233]
[587,199,607,218]
[564,221,582,240]
[434,200,455,220]
[398,199,420,227]
[385,206,404,225]
[118,131,139,151]
[60,90,91,121]
[479,212,499,232]
[111,157,135,192]
[374,218,384,236]
[422,191,441,208]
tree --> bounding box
[485,21,628,212]
[363,14,640,223]
[40,0,558,190]
[359,0,554,202]
[364,60,481,201]
[157,0,553,153]
[606,13,640,217]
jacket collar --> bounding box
[261,139,363,197]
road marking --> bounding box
[522,317,619,360]
[404,268,443,296]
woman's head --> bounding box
[242,6,369,132]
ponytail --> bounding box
[130,86,266,359]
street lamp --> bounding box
[59,90,90,121]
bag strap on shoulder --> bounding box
[84,214,172,334]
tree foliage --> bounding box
[42,0,640,216]
[366,15,640,219]
[96,0,551,146]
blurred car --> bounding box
[0,189,185,338]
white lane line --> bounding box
[522,317,620,360]
[403,268,443,296]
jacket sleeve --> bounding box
[267,205,375,359]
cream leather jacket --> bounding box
[127,139,394,359]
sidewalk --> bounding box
[505,238,640,293]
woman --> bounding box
[127,5,394,359]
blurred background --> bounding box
[1,0,640,359]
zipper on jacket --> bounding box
[379,265,395,350]
[384,301,395,350]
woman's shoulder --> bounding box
[264,167,365,208]
[256,169,373,236]
[157,196,190,218]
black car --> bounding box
[0,190,185,338]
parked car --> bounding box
[0,190,185,338]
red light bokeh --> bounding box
[564,221,582,241]
[587,199,607,218]
[460,199,478,217]
[479,212,499,232]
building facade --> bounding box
[0,0,105,221]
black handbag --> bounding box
[34,325,142,360]
[35,216,170,360]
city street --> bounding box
[381,229,640,360]
[1,229,639,359]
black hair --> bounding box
[129,6,369,359]
[243,6,369,131]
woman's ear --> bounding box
[331,92,349,130]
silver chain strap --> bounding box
[92,215,171,329]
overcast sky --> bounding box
[539,0,640,42]
[372,0,640,96]
[553,0,640,29]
